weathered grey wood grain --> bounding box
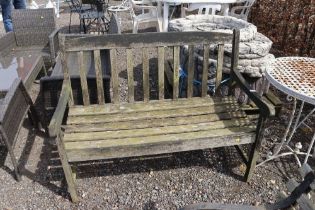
[68,96,237,116]
[56,134,79,203]
[202,45,209,97]
[67,102,244,125]
[158,47,165,100]
[126,49,135,103]
[66,111,248,133]
[60,35,74,105]
[94,50,105,105]
[187,45,194,98]
[48,82,71,137]
[173,46,180,99]
[229,29,275,117]
[110,49,119,103]
[48,30,277,202]
[64,118,253,142]
[142,48,149,102]
[216,44,224,91]
[62,32,233,51]
[78,51,90,105]
[65,128,255,162]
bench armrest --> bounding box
[48,81,71,137]
[231,30,275,117]
[49,28,60,65]
[232,70,275,116]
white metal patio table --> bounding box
[258,57,315,167]
[154,0,245,31]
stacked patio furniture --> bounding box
[4,8,60,67]
[229,0,256,21]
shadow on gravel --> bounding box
[17,119,63,196]
[143,200,158,210]
[46,147,245,182]
[119,58,160,101]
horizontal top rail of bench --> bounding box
[61,32,233,51]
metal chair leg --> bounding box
[0,127,21,181]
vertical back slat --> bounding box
[142,48,149,102]
[173,46,180,100]
[126,49,134,103]
[94,50,105,105]
[78,51,90,105]
[110,49,119,103]
[60,36,74,105]
[229,30,240,95]
[216,44,224,91]
[187,45,194,98]
[201,45,209,97]
[158,47,165,100]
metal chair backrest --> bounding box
[182,3,221,17]
[197,4,221,15]
[230,0,256,21]
[11,9,56,47]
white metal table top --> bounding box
[266,57,315,105]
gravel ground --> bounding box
[0,2,315,209]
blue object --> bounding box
[0,0,26,32]
[179,66,230,96]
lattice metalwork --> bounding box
[266,57,315,104]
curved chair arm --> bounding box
[232,69,276,117]
[231,30,275,117]
[49,28,61,65]
[48,82,71,137]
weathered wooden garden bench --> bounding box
[48,30,275,202]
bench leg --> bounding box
[244,115,267,182]
[72,165,77,183]
[56,134,79,203]
[0,126,21,181]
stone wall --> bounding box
[250,0,315,57]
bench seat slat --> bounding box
[64,117,254,142]
[65,111,257,133]
[67,103,243,124]
[68,96,237,116]
[64,126,256,162]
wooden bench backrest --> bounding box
[60,31,239,106]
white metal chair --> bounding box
[181,3,221,17]
[229,0,255,21]
[129,0,162,33]
[108,0,131,32]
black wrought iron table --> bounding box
[258,57,315,167]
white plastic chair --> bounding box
[229,0,255,21]
[181,3,221,17]
[129,0,162,33]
